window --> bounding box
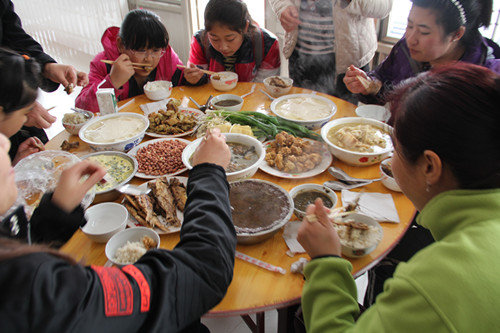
[381,0,500,45]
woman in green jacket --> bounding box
[297,62,500,332]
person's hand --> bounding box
[183,63,204,84]
[12,137,45,165]
[343,65,381,95]
[297,198,342,258]
[191,128,230,169]
[279,6,301,32]
[52,160,106,213]
[109,54,135,89]
[43,63,87,90]
[24,101,57,129]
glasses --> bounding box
[129,49,166,59]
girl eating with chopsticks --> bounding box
[76,9,186,113]
[184,0,281,84]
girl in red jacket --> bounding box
[76,9,185,113]
[184,0,281,84]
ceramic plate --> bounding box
[125,176,187,234]
[259,139,332,179]
[128,138,190,179]
[145,107,204,138]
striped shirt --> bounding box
[296,0,335,55]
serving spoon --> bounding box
[323,166,383,190]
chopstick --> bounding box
[235,251,286,274]
[100,59,152,70]
[176,64,218,76]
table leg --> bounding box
[277,305,300,333]
[241,312,265,333]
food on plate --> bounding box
[60,140,79,151]
[84,153,135,193]
[83,115,147,143]
[113,236,157,265]
[230,180,291,234]
[196,114,254,138]
[265,131,323,173]
[135,140,186,175]
[293,190,334,212]
[62,112,89,125]
[226,143,259,172]
[123,177,186,232]
[147,100,197,135]
[269,76,290,88]
[327,123,390,153]
[274,96,334,121]
[213,99,241,107]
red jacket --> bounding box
[188,27,280,82]
[76,27,184,113]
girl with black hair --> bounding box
[344,0,500,109]
[184,0,281,84]
[76,9,186,113]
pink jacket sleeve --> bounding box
[75,52,124,113]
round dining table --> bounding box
[47,82,415,333]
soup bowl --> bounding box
[210,71,238,91]
[263,76,293,97]
[209,94,244,111]
[182,133,265,181]
[289,183,338,220]
[321,117,393,166]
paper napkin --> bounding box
[341,190,400,223]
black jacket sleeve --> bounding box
[0,0,59,92]
[1,163,237,332]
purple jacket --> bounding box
[360,37,500,105]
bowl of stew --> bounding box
[182,133,265,181]
[209,94,243,111]
[289,184,338,219]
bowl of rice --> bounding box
[105,227,160,266]
[330,213,383,258]
[144,80,173,100]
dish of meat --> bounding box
[145,107,203,138]
[124,176,187,234]
[259,135,333,179]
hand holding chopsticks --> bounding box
[100,59,153,70]
[177,64,218,76]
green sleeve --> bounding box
[302,257,359,332]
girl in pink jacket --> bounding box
[76,9,185,113]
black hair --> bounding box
[411,0,493,48]
[390,62,500,189]
[0,48,40,115]
[204,0,256,35]
[119,9,169,50]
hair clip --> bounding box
[449,0,467,25]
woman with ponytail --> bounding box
[344,0,500,108]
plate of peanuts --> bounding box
[127,138,190,179]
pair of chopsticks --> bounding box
[176,64,218,76]
[100,59,152,70]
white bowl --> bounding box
[210,94,243,111]
[321,117,393,166]
[82,203,128,243]
[334,213,383,258]
[355,104,390,123]
[289,184,338,220]
[380,158,402,192]
[79,112,149,152]
[144,80,173,100]
[210,71,238,91]
[62,110,95,135]
[270,93,337,130]
[105,227,160,266]
[263,76,293,97]
[182,133,265,181]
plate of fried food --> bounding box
[145,99,203,138]
[123,176,187,234]
[260,131,332,179]
[128,138,190,179]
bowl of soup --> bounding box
[263,75,293,97]
[82,151,138,202]
[182,133,265,181]
[270,94,337,130]
[321,117,393,166]
[229,179,293,244]
[209,94,244,111]
[79,112,149,152]
[210,71,238,91]
[289,184,338,219]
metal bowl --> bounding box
[81,151,138,202]
[229,179,293,244]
